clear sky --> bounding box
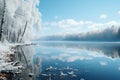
[39,0,120,36]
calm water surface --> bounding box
[35,42,120,80]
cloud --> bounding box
[42,18,120,36]
[44,19,84,28]
[100,61,108,66]
[44,19,120,29]
[100,14,108,19]
[54,16,59,19]
[118,11,120,15]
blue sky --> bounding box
[39,0,120,36]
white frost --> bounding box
[0,0,41,42]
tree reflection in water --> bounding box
[13,45,41,80]
[39,42,120,59]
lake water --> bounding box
[35,42,120,80]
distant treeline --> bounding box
[40,26,120,41]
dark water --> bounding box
[35,42,120,80]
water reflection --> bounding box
[36,42,120,80]
[13,45,41,80]
[38,42,120,59]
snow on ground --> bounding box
[0,42,17,72]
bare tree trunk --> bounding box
[8,21,14,42]
[0,0,6,41]
[17,29,22,43]
[6,28,8,41]
[19,21,27,42]
[8,30,11,42]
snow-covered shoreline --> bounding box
[0,0,41,79]
[0,43,24,79]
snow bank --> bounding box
[0,43,18,72]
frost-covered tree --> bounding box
[0,0,41,43]
[0,0,41,78]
